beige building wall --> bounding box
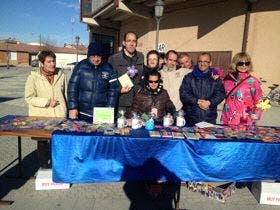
[247,10,280,93]
[118,0,280,94]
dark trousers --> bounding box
[37,140,50,169]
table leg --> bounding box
[17,136,22,177]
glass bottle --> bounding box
[117,109,127,128]
[131,113,140,129]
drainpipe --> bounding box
[242,0,258,52]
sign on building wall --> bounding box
[157,43,166,53]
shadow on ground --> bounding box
[0,76,15,80]
[0,65,16,68]
[0,97,21,103]
[122,157,183,210]
[0,150,39,199]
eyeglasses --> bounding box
[148,80,159,84]
[198,60,210,64]
[237,61,250,66]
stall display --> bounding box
[0,115,279,142]
[0,115,63,131]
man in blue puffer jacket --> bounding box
[68,41,119,122]
[179,52,225,126]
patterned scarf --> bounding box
[41,68,55,84]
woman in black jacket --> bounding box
[129,70,175,122]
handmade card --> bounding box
[118,73,134,88]
[93,107,114,124]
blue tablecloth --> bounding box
[52,130,280,183]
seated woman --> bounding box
[128,70,175,122]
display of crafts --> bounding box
[55,119,98,133]
[0,115,63,131]
[0,115,279,142]
[195,125,280,143]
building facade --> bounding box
[80,0,280,93]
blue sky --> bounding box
[0,0,89,47]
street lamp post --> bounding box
[75,36,80,62]
[242,0,258,52]
[154,0,164,50]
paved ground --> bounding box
[0,67,279,210]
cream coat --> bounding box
[160,66,192,111]
[25,68,67,117]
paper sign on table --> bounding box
[93,107,114,124]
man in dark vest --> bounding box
[108,31,144,113]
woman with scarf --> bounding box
[128,70,175,122]
[221,52,263,125]
[139,50,160,87]
[25,50,67,168]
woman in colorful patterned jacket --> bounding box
[221,52,263,125]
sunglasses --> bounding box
[237,61,250,66]
[148,80,159,84]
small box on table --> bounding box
[35,169,70,190]
[250,181,280,205]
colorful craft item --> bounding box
[256,98,272,111]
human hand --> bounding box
[49,99,60,108]
[69,109,78,119]
[198,99,210,110]
[121,86,132,93]
[211,72,220,80]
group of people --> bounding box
[24,31,263,168]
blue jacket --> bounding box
[67,58,119,116]
[179,65,225,126]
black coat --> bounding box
[108,49,144,107]
[67,58,119,116]
[179,68,225,126]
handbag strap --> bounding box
[226,74,251,99]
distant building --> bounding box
[0,42,87,68]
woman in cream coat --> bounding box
[25,50,67,168]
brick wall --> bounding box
[17,52,29,66]
[0,51,8,63]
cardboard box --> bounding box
[250,181,280,205]
[35,169,70,190]
[186,182,235,203]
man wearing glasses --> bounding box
[159,50,191,111]
[108,31,144,113]
[179,52,225,126]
